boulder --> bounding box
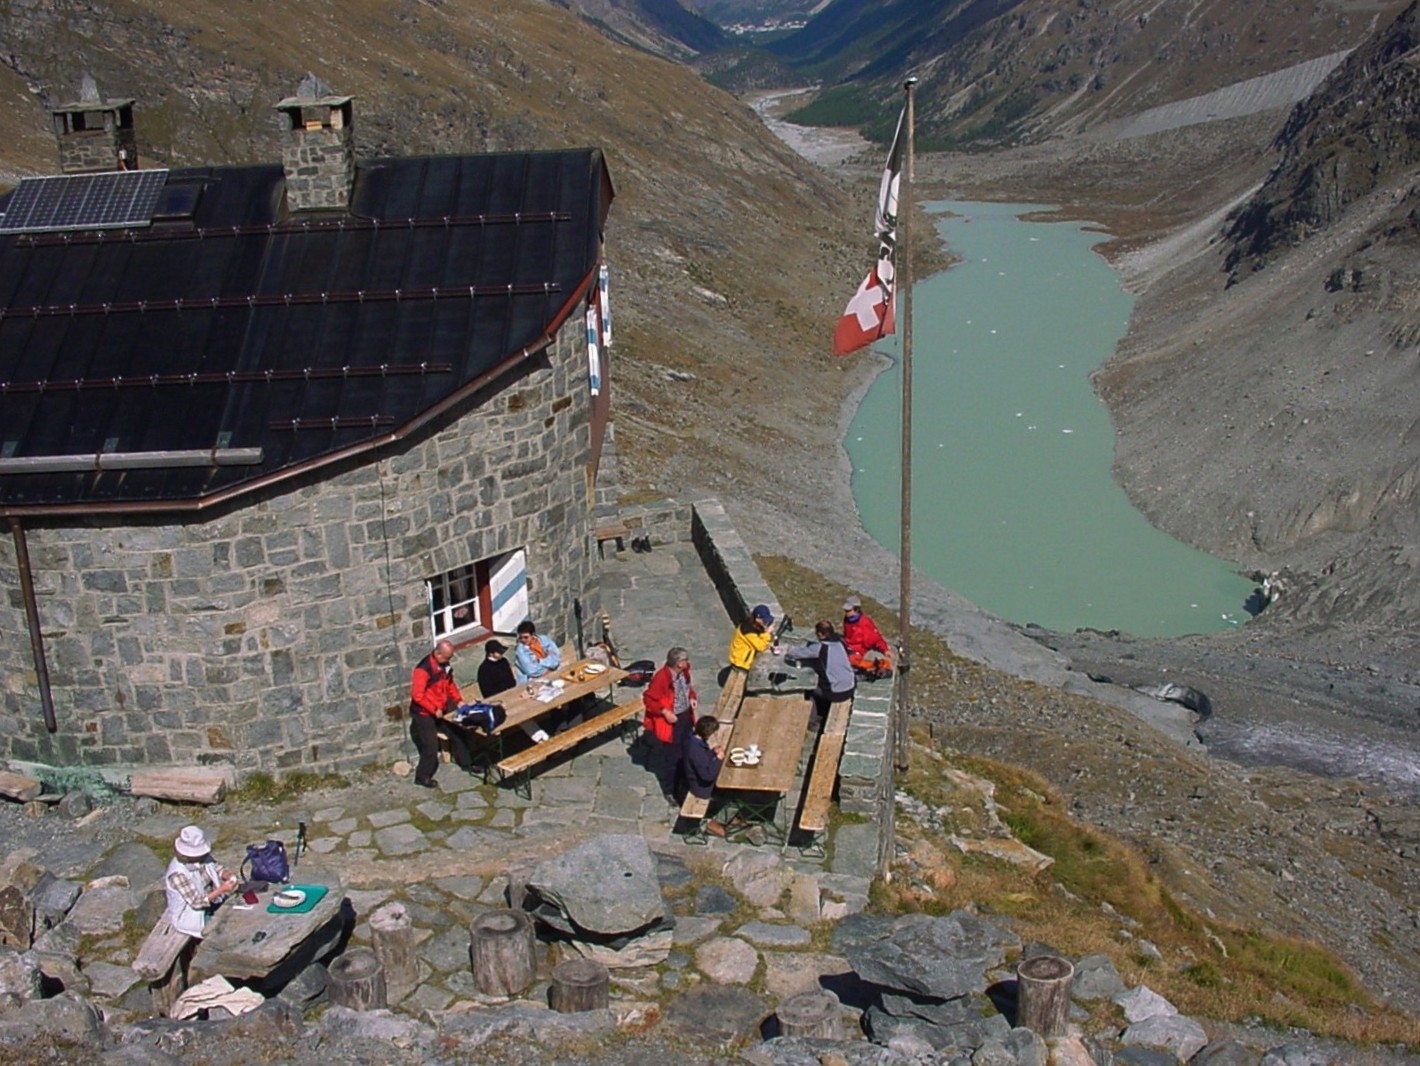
[1114,984,1177,1023]
[65,883,136,935]
[722,850,791,908]
[89,842,167,893]
[865,1005,1010,1051]
[695,937,759,985]
[1070,952,1125,1001]
[1121,1012,1209,1061]
[0,992,105,1046]
[0,947,42,1002]
[1192,1039,1262,1065]
[973,1027,1047,1066]
[664,982,769,1045]
[0,887,34,950]
[28,872,83,930]
[527,835,665,937]
[847,912,1017,1000]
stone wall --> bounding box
[57,128,135,175]
[281,125,355,211]
[0,321,600,777]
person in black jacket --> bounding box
[476,640,517,699]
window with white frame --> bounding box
[426,549,529,642]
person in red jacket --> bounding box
[409,639,475,788]
[842,596,893,676]
[642,646,698,807]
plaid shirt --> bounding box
[167,860,228,907]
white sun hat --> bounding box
[174,825,211,858]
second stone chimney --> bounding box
[50,73,138,174]
[274,74,355,213]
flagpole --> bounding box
[894,77,917,774]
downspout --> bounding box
[9,518,57,733]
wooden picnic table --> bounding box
[712,695,811,845]
[189,867,347,989]
[491,658,630,734]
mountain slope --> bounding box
[1225,0,1420,275]
[555,0,728,58]
[771,0,1411,148]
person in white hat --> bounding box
[165,825,238,937]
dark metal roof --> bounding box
[0,148,613,515]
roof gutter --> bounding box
[9,518,57,733]
[0,264,601,522]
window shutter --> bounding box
[489,549,529,633]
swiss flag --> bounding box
[834,107,905,357]
[833,258,896,357]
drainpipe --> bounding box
[9,518,57,733]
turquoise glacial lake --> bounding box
[848,200,1255,637]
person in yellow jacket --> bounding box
[727,604,774,671]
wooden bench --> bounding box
[132,915,194,1016]
[794,699,854,857]
[496,698,643,796]
[594,522,631,558]
[711,666,747,722]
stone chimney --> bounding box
[274,74,355,213]
[50,73,138,174]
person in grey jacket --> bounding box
[786,620,856,725]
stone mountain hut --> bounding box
[0,77,617,779]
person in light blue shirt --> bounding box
[786,620,855,727]
[513,619,562,682]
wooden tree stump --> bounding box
[370,902,417,989]
[776,989,843,1039]
[328,947,387,1011]
[549,957,609,1013]
[1016,954,1075,1038]
[469,909,536,997]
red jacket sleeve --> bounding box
[643,667,673,716]
[411,662,439,715]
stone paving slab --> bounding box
[368,808,412,829]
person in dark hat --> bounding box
[477,639,517,700]
[727,603,774,673]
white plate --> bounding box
[583,663,607,675]
[273,889,306,909]
[729,751,747,766]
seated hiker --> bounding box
[683,716,730,838]
[727,604,774,673]
[482,636,550,743]
[166,826,239,938]
[842,595,893,676]
[786,620,856,726]
[513,619,562,681]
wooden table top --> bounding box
[190,868,344,982]
[492,658,630,732]
[715,695,810,794]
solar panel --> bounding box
[0,170,169,234]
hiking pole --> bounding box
[574,597,586,658]
[294,821,307,868]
